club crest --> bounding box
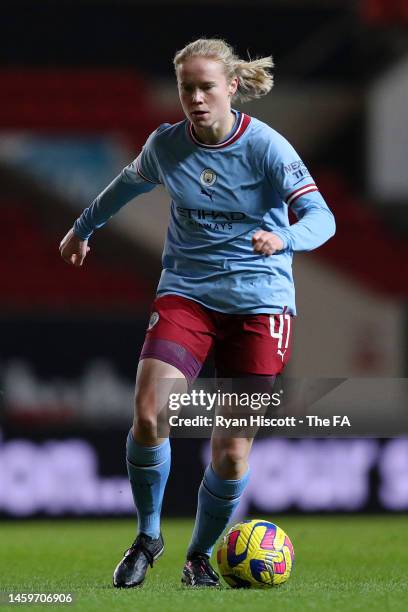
[148,312,159,330]
[200,168,217,187]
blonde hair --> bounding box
[173,38,274,103]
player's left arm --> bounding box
[272,190,336,252]
[259,134,336,253]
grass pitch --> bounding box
[1,516,407,611]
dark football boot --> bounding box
[181,552,221,587]
[113,532,164,588]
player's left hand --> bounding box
[252,231,284,256]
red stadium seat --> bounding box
[0,199,153,310]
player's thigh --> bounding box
[215,313,293,376]
[134,357,187,421]
[133,358,188,443]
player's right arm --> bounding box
[59,127,164,267]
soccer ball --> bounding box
[216,519,294,588]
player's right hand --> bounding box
[59,227,90,267]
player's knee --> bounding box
[223,447,247,467]
[133,414,158,442]
[213,443,249,478]
[133,391,158,441]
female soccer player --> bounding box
[60,38,335,588]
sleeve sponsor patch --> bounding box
[283,160,311,181]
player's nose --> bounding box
[191,89,204,103]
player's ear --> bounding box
[228,77,239,97]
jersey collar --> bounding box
[188,111,251,149]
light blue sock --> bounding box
[126,430,171,539]
[187,464,250,558]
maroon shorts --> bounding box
[140,294,293,381]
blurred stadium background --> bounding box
[1,0,407,521]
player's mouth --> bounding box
[191,110,209,119]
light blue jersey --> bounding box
[74,111,335,315]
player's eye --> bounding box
[181,84,214,93]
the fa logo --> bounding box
[200,168,217,187]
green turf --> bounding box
[1,516,407,611]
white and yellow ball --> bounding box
[217,519,295,588]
